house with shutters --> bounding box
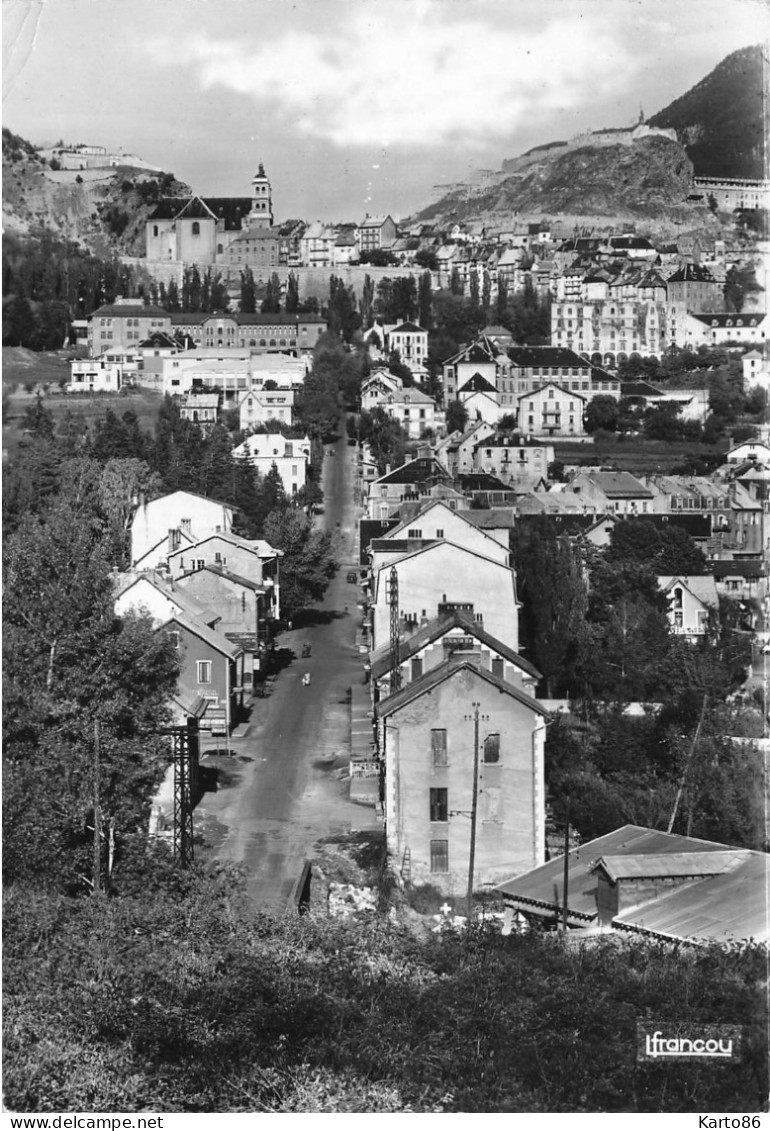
[179,392,220,431]
[386,322,429,369]
[378,387,439,439]
[376,659,551,893]
[473,434,554,482]
[517,382,587,438]
[357,214,397,252]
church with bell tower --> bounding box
[145,163,280,273]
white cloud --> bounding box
[147,10,638,149]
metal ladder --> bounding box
[401,846,412,886]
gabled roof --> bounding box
[173,196,218,221]
[621,381,665,397]
[358,214,395,229]
[167,530,280,560]
[133,489,235,515]
[372,538,516,589]
[369,608,540,682]
[518,381,587,404]
[373,456,451,487]
[382,498,507,553]
[593,852,745,882]
[445,336,499,366]
[456,472,513,491]
[376,658,551,720]
[182,564,267,593]
[138,331,179,349]
[160,612,242,658]
[658,574,719,607]
[116,571,215,623]
[389,321,425,334]
[668,263,716,283]
[458,372,497,393]
[574,471,652,499]
[464,508,516,529]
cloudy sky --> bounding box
[3,0,767,222]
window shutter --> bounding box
[431,729,447,765]
[483,734,500,764]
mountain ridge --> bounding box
[410,43,766,229]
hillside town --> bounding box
[42,145,769,920]
[3,28,770,1117]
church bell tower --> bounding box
[249,163,273,228]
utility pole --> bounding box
[467,702,481,922]
[667,693,708,834]
[561,795,570,931]
[388,566,401,691]
[93,717,102,897]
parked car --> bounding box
[346,571,358,584]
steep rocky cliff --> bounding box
[414,135,701,227]
[2,129,189,256]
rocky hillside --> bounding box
[413,135,703,229]
[648,44,767,179]
[2,128,190,256]
[412,44,765,231]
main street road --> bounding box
[195,431,378,912]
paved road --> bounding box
[195,432,378,913]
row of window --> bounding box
[429,731,500,767]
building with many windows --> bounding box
[88,299,171,355]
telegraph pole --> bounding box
[93,718,102,897]
[388,566,401,691]
[561,795,570,931]
[467,703,481,922]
